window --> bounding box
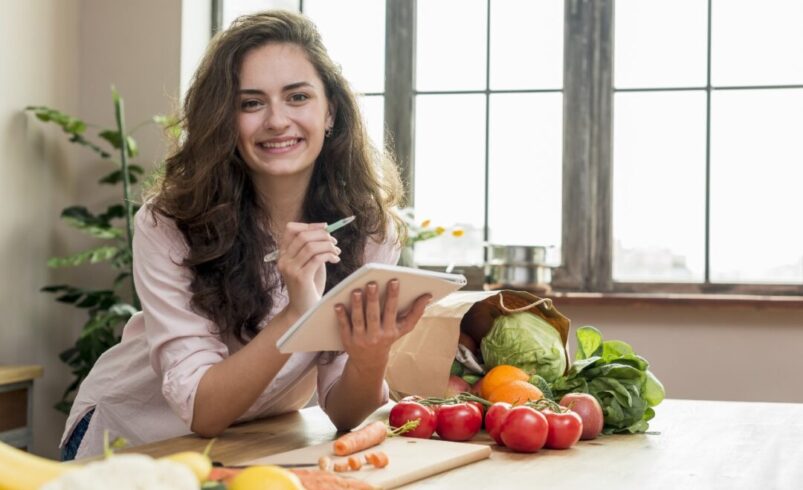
[217,0,803,295]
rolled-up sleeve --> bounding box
[316,223,401,412]
[132,207,228,428]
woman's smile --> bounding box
[257,137,304,154]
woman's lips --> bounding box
[258,138,302,154]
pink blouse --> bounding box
[61,206,400,458]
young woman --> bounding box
[60,10,430,459]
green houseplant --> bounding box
[27,88,177,413]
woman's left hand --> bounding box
[335,279,431,370]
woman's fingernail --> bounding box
[335,246,341,254]
[331,236,338,245]
[390,280,399,291]
[367,282,377,293]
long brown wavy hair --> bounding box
[149,10,404,342]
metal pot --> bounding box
[485,263,552,287]
[484,244,555,289]
[486,244,549,266]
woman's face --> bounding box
[236,42,333,183]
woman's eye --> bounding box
[289,93,309,103]
[240,99,262,111]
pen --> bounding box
[263,215,356,263]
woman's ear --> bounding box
[326,102,336,129]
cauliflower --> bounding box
[41,454,198,490]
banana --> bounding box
[0,441,74,490]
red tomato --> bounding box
[435,403,482,441]
[467,401,486,418]
[559,393,604,440]
[389,401,437,439]
[499,406,548,453]
[543,409,583,449]
[484,402,512,446]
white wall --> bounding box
[1,0,186,458]
[555,302,803,404]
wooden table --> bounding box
[124,399,803,489]
[0,365,43,450]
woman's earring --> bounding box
[325,126,333,138]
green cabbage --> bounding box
[480,312,567,383]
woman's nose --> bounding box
[264,104,290,131]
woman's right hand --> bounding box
[276,222,341,317]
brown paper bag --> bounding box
[386,290,571,400]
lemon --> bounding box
[161,451,212,482]
[228,465,304,490]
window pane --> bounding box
[615,0,707,88]
[710,89,803,284]
[414,95,486,266]
[357,95,384,153]
[488,93,562,249]
[222,0,299,27]
[712,0,803,86]
[490,0,563,90]
[612,92,707,282]
[416,0,487,91]
[304,0,385,93]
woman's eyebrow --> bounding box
[238,82,316,95]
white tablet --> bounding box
[276,262,467,353]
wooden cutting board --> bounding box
[242,437,492,489]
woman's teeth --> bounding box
[261,139,298,149]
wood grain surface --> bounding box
[0,365,43,385]
[122,399,803,490]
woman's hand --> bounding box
[276,222,340,317]
[335,279,432,371]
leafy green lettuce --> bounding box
[551,326,665,434]
[480,312,567,383]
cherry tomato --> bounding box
[435,403,482,441]
[389,401,437,439]
[499,406,548,453]
[543,409,583,449]
[559,393,604,440]
[484,402,512,446]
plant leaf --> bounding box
[98,130,139,158]
[60,206,124,239]
[48,245,120,268]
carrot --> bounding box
[333,462,351,472]
[291,469,376,490]
[208,467,243,482]
[332,421,387,456]
[347,456,362,471]
[364,451,389,469]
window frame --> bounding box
[216,0,803,296]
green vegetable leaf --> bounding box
[550,326,665,435]
[481,311,567,383]
[528,374,554,400]
[601,339,634,361]
[575,326,603,359]
[643,370,666,407]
